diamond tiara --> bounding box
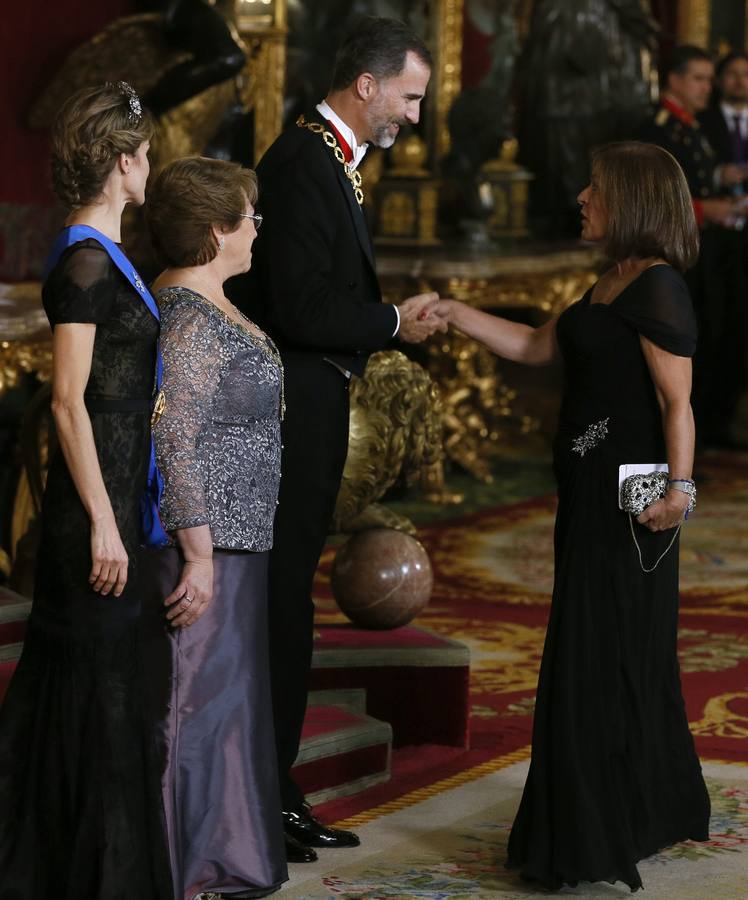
[112,80,142,123]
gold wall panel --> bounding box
[434,0,465,160]
[235,0,287,162]
[378,246,602,479]
[677,0,710,47]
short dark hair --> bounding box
[664,45,713,78]
[591,142,699,272]
[716,50,748,80]
[330,16,432,92]
[146,157,258,268]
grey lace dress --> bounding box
[139,287,287,900]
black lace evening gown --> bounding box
[0,240,171,899]
[506,265,710,892]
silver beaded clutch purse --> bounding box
[619,468,696,516]
[618,464,695,573]
[619,471,670,517]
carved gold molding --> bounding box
[438,268,599,316]
[675,1,748,53]
[434,0,464,160]
[378,248,601,478]
[235,0,286,32]
[332,350,450,535]
[241,34,287,162]
[235,0,287,163]
[677,0,710,47]
[377,247,603,307]
[0,340,52,397]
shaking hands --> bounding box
[396,293,453,343]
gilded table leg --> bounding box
[425,329,538,483]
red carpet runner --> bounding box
[313,451,748,823]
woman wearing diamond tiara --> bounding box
[434,141,710,891]
[0,83,172,898]
[140,156,287,900]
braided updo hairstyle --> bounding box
[50,83,155,209]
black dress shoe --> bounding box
[219,888,281,898]
[284,832,318,863]
[282,803,360,849]
[218,888,281,898]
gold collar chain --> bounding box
[296,115,364,205]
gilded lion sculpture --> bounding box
[332,350,449,536]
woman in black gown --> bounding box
[0,84,171,898]
[433,141,710,891]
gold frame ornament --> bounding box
[677,0,710,47]
[234,0,288,163]
[433,0,465,161]
[676,0,748,50]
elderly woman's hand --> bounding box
[166,524,214,626]
[636,489,690,532]
[165,557,213,627]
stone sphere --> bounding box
[331,528,433,630]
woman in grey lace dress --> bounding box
[140,156,287,900]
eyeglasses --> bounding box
[238,212,263,229]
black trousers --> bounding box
[268,358,350,810]
[688,226,748,442]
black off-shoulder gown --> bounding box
[0,240,171,899]
[506,266,710,892]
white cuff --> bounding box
[392,304,400,337]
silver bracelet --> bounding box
[667,479,696,517]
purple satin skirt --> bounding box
[140,547,287,900]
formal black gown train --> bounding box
[0,241,171,899]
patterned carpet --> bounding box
[296,451,748,897]
[283,760,748,899]
[414,450,748,764]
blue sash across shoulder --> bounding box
[44,225,170,549]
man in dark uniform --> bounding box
[236,17,445,863]
[699,51,748,176]
[641,45,748,447]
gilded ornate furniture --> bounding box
[0,284,53,579]
[235,0,287,162]
[677,0,748,51]
[378,244,603,480]
[370,135,441,246]
[26,1,287,172]
[482,139,533,239]
[0,284,52,397]
[332,350,453,537]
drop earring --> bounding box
[218,237,225,252]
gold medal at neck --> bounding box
[296,114,365,206]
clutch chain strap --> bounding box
[628,514,682,573]
[296,115,364,205]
